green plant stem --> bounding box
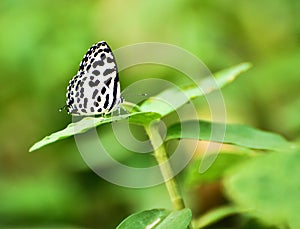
[145,122,194,229]
[145,122,186,210]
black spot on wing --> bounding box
[104,77,112,87]
[75,80,81,91]
[100,53,106,60]
[93,60,104,68]
[103,94,109,109]
[86,49,92,56]
[107,57,114,63]
[92,89,99,99]
[68,97,74,104]
[83,98,88,108]
[92,70,100,76]
[103,68,115,76]
[101,87,106,94]
[87,64,91,71]
[103,48,110,53]
[89,80,100,87]
[109,74,120,111]
[80,88,84,98]
[97,41,106,47]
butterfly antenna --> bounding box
[59,105,67,112]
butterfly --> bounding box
[62,41,123,116]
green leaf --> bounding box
[166,120,292,151]
[29,63,251,152]
[140,62,252,116]
[117,209,169,229]
[155,208,192,229]
[194,205,249,228]
[184,153,249,187]
[29,112,160,152]
[224,151,300,228]
[129,111,161,125]
[116,208,192,229]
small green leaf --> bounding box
[194,205,249,228]
[224,151,300,228]
[29,112,160,152]
[155,208,192,229]
[166,120,292,151]
[116,208,192,229]
[116,209,169,229]
[140,62,252,116]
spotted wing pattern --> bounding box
[65,41,122,116]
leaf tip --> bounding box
[28,144,38,152]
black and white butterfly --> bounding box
[63,41,123,116]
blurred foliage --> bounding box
[1,0,300,228]
[224,151,300,228]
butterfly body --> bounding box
[65,41,122,116]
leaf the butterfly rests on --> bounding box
[64,41,123,116]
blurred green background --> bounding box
[1,0,300,228]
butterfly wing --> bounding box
[66,41,121,116]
